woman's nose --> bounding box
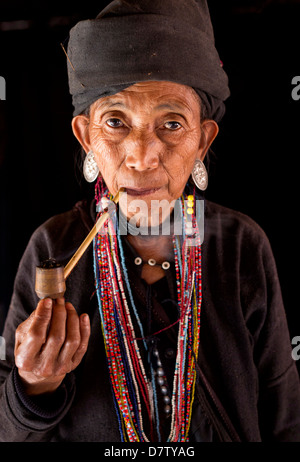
[124,131,160,171]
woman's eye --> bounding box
[164,121,182,130]
[106,118,124,128]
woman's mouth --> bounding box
[123,187,161,197]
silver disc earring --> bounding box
[191,159,208,191]
[83,150,99,183]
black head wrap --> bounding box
[67,0,230,122]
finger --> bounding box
[71,313,90,367]
[56,303,81,370]
[41,297,67,357]
[33,298,69,378]
[16,298,52,347]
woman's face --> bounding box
[72,81,218,224]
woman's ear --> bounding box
[198,119,219,161]
[71,115,91,154]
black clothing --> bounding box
[1,199,300,441]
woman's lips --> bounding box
[123,187,161,197]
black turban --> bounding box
[67,0,230,122]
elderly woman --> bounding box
[0,0,300,442]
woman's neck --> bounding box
[126,233,174,263]
[126,234,174,285]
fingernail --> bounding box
[44,298,52,308]
[82,314,89,325]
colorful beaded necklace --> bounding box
[93,184,202,442]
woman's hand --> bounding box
[14,297,90,396]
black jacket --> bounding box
[1,199,300,442]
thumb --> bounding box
[15,298,53,348]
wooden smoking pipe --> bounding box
[35,190,122,300]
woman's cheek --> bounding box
[168,153,196,197]
[91,140,121,193]
[90,128,108,153]
[168,148,196,176]
[90,132,118,164]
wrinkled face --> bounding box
[72,81,218,225]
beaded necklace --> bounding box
[93,185,202,442]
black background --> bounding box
[0,1,300,373]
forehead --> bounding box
[91,81,201,115]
